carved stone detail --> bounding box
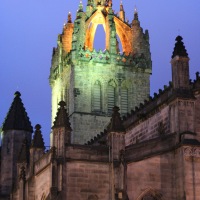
[183,147,200,158]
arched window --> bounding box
[107,80,116,114]
[121,88,128,114]
[92,81,101,112]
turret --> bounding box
[171,36,190,89]
[52,101,72,157]
[0,91,32,196]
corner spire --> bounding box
[79,0,83,11]
[119,0,125,21]
[172,35,188,59]
[120,0,123,10]
[132,6,140,27]
[134,6,138,20]
[31,124,45,149]
[52,101,72,130]
[2,91,33,132]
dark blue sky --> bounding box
[0,0,200,146]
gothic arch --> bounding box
[114,16,132,55]
[84,10,132,54]
[85,10,106,51]
[136,188,163,200]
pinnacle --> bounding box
[52,101,72,130]
[172,35,188,59]
[2,91,33,132]
[31,124,45,149]
[107,106,125,132]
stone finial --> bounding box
[132,6,140,27]
[52,101,72,130]
[15,91,21,97]
[31,124,45,150]
[120,1,124,11]
[107,106,125,132]
[78,0,83,11]
[68,12,72,23]
[2,91,33,132]
[134,6,138,20]
[172,35,188,59]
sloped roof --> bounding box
[31,124,45,149]
[172,35,188,58]
[52,101,72,130]
[2,91,33,132]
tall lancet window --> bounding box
[121,87,128,115]
[92,81,101,112]
[107,80,116,114]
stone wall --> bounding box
[127,152,175,200]
[34,166,51,200]
[65,162,110,200]
[181,146,200,199]
[70,62,150,144]
[26,152,52,200]
[70,113,110,144]
[0,130,31,195]
[195,93,200,141]
[125,106,170,146]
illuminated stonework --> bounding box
[50,1,152,144]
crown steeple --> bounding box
[50,0,152,144]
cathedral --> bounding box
[1,0,200,199]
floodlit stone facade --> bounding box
[1,1,200,200]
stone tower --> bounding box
[49,1,152,144]
[0,92,33,197]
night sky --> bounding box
[0,0,200,146]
